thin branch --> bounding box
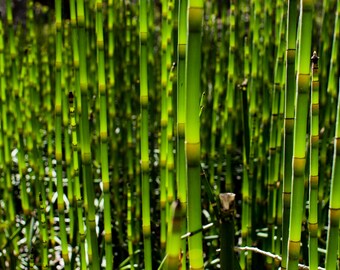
[234,246,325,270]
[180,222,215,239]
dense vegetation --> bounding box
[0,0,339,269]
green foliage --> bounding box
[0,0,339,269]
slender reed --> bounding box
[160,0,170,251]
[55,0,70,267]
[186,0,204,269]
[308,52,319,270]
[166,200,184,270]
[282,0,297,268]
[176,0,187,267]
[286,1,313,269]
[76,0,100,267]
[219,193,236,270]
[326,0,340,98]
[140,0,152,268]
[95,0,113,267]
[324,4,340,262]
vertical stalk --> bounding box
[96,0,113,267]
[282,0,297,268]
[166,0,175,232]
[286,1,313,269]
[325,93,340,269]
[267,7,285,268]
[76,0,100,267]
[55,0,70,267]
[166,200,184,270]
[219,193,236,270]
[177,0,187,268]
[326,0,340,99]
[186,0,204,269]
[69,92,87,270]
[308,52,319,270]
[0,5,14,226]
[140,0,152,268]
[160,0,169,251]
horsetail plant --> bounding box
[325,52,340,270]
[140,0,152,268]
[219,193,236,270]
[95,0,113,267]
[185,0,204,269]
[76,0,100,267]
[166,200,184,270]
[160,0,170,251]
[1,1,340,270]
[282,0,298,268]
[309,51,319,270]
[164,1,175,243]
[326,0,339,99]
[176,0,187,267]
[266,6,286,268]
[286,1,313,269]
[54,0,70,267]
[68,91,87,269]
[166,62,176,232]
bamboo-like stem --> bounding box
[160,0,169,251]
[223,0,236,195]
[76,0,100,267]
[69,1,87,267]
[248,4,262,266]
[240,36,250,270]
[325,30,340,269]
[166,61,175,215]
[219,193,236,270]
[308,52,319,270]
[286,1,313,269]
[140,0,152,268]
[177,0,187,268]
[164,1,175,246]
[166,200,184,270]
[107,0,115,119]
[186,0,204,269]
[267,6,286,268]
[282,0,297,268]
[69,91,87,270]
[63,25,76,259]
[326,1,340,98]
[55,0,70,267]
[95,0,113,267]
[134,122,142,264]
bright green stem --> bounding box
[69,92,87,270]
[55,0,70,267]
[282,0,297,267]
[325,62,340,270]
[95,0,113,267]
[185,1,204,269]
[176,0,187,267]
[160,0,169,251]
[77,0,100,267]
[308,52,319,270]
[286,1,313,269]
[140,0,152,268]
[326,0,340,98]
[166,201,184,270]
